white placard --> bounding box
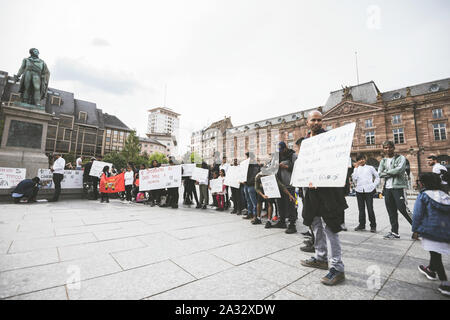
[181,164,196,177]
[290,123,356,187]
[89,161,113,178]
[38,169,83,189]
[0,167,26,189]
[237,159,250,183]
[261,175,281,198]
[223,166,240,189]
[210,178,223,193]
[191,167,209,185]
[139,165,182,191]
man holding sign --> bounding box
[299,110,349,286]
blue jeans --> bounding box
[244,185,257,215]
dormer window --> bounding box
[78,111,87,122]
[51,96,61,106]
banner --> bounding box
[139,165,182,191]
[261,175,281,198]
[191,167,209,184]
[99,173,125,193]
[181,164,196,177]
[210,178,223,194]
[237,159,250,183]
[290,123,356,187]
[223,166,240,189]
[89,161,113,178]
[0,167,26,189]
[38,169,83,189]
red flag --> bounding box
[100,172,125,193]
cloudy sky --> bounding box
[1,0,449,155]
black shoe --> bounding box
[236,211,242,216]
[242,214,253,220]
[48,199,58,202]
[202,205,207,209]
[196,204,202,209]
[370,227,377,233]
[301,231,313,237]
[251,218,262,225]
[303,239,314,246]
[285,224,297,234]
[171,205,178,209]
[418,265,437,281]
[265,221,272,229]
[300,245,315,253]
[106,199,109,203]
[354,225,365,231]
[272,221,287,229]
[231,209,237,214]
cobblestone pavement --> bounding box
[0,196,448,300]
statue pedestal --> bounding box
[0,104,53,178]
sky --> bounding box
[1,0,449,156]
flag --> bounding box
[100,173,125,193]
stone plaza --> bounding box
[0,196,448,300]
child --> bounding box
[100,166,111,203]
[124,165,134,203]
[413,172,450,297]
[216,169,226,211]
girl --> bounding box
[124,165,134,203]
[413,172,450,297]
[100,165,111,203]
[216,169,226,211]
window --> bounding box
[432,109,443,119]
[392,114,401,125]
[433,123,447,141]
[64,129,71,141]
[9,93,20,102]
[51,96,61,106]
[393,128,405,144]
[106,130,111,136]
[365,131,375,145]
[78,111,87,122]
[365,119,373,128]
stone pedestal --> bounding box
[0,104,53,178]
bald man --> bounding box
[300,110,348,286]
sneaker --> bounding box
[303,239,314,246]
[202,205,207,209]
[265,221,272,229]
[321,267,345,286]
[370,227,377,233]
[272,216,279,222]
[196,204,202,209]
[411,232,420,240]
[301,231,313,237]
[438,284,450,297]
[231,209,237,214]
[242,214,253,220]
[383,232,400,240]
[271,221,287,229]
[300,257,328,270]
[251,218,262,225]
[236,211,242,216]
[285,224,297,234]
[300,245,315,253]
[354,225,365,231]
[418,265,437,281]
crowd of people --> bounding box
[9,110,449,296]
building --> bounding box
[191,77,449,182]
[0,70,132,158]
[145,132,177,157]
[138,136,168,156]
[147,107,180,155]
[190,129,203,157]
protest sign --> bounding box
[181,164,196,177]
[38,169,83,189]
[237,159,250,183]
[139,165,182,191]
[89,161,113,178]
[261,175,281,198]
[191,167,209,185]
[290,123,356,187]
[100,172,125,193]
[223,166,240,189]
[210,178,223,193]
[0,167,26,189]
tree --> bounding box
[121,130,141,164]
[103,151,126,170]
[149,152,169,164]
[64,152,76,165]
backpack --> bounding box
[440,169,450,183]
[136,192,146,203]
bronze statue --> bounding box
[14,48,50,106]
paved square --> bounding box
[0,197,448,300]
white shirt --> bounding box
[219,163,230,174]
[352,165,380,193]
[124,171,134,186]
[76,157,82,168]
[433,163,448,185]
[52,157,66,175]
[384,158,394,189]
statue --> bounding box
[13,48,50,106]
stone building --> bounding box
[138,136,168,156]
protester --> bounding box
[412,172,450,297]
[210,170,220,209]
[220,156,231,209]
[48,153,65,202]
[76,155,83,170]
[215,169,227,211]
[378,140,412,240]
[198,162,210,209]
[100,165,111,203]
[230,159,244,215]
[243,152,259,220]
[166,160,180,208]
[83,157,99,200]
[11,177,40,203]
[352,153,380,232]
[124,165,134,203]
[300,110,347,286]
[148,160,161,206]
[427,155,449,193]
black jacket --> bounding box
[246,163,260,186]
[12,179,37,195]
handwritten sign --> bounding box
[181,164,196,177]
[223,166,240,189]
[237,159,250,183]
[89,161,113,178]
[139,165,182,191]
[191,167,209,185]
[290,123,356,187]
[0,167,26,189]
[210,178,223,193]
[261,175,281,198]
[38,169,83,189]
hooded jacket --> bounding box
[277,148,297,187]
[412,190,450,243]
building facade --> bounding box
[147,107,180,155]
[138,137,168,156]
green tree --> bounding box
[64,152,76,165]
[103,151,127,170]
[121,130,141,164]
[149,152,169,165]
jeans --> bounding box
[52,173,64,201]
[430,251,447,281]
[384,188,412,234]
[356,191,376,228]
[312,216,344,272]
[244,185,257,215]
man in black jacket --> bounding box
[300,110,347,286]
[83,157,99,200]
[243,152,260,220]
[11,177,40,203]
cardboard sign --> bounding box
[0,167,26,189]
[237,159,250,183]
[38,169,83,189]
[290,123,356,187]
[223,166,240,189]
[210,178,223,193]
[89,161,113,178]
[191,167,209,184]
[181,164,196,177]
[261,175,281,198]
[139,165,182,191]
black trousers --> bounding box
[92,177,99,200]
[52,173,64,201]
[356,191,376,228]
[384,188,412,234]
[187,180,199,204]
[231,187,242,212]
[167,187,179,207]
[279,187,297,224]
[125,185,132,201]
[430,251,447,281]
